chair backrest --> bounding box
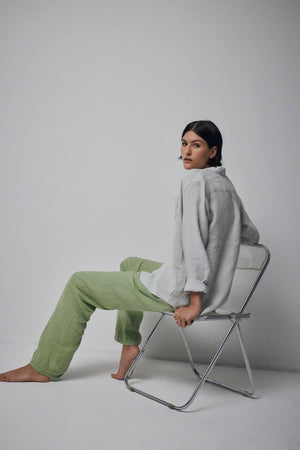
[216,243,271,314]
[236,243,269,271]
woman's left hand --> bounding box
[173,304,202,328]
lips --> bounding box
[184,158,192,161]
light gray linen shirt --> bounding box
[139,166,260,315]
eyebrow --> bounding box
[181,138,204,143]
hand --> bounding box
[173,303,202,328]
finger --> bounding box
[177,318,184,327]
[174,317,181,326]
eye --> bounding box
[193,143,200,148]
[181,142,187,146]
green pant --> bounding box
[29,256,175,381]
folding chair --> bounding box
[124,243,271,411]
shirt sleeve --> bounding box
[181,180,211,293]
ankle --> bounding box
[123,344,139,349]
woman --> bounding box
[0,120,260,383]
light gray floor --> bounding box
[1,343,300,450]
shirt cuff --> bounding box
[184,278,209,293]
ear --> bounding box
[210,146,218,159]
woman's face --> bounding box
[181,131,217,169]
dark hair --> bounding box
[178,120,223,167]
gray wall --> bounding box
[1,0,299,371]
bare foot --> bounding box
[111,344,140,380]
[0,364,50,382]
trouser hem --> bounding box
[114,335,141,346]
[29,360,63,381]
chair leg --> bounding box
[125,312,167,381]
[124,313,179,409]
[124,314,257,411]
[179,327,202,378]
[235,322,256,395]
[180,321,256,398]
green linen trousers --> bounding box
[29,256,175,381]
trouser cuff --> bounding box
[114,334,141,346]
[29,359,63,381]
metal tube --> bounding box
[236,322,256,394]
[124,313,166,382]
[172,320,238,410]
[179,328,202,378]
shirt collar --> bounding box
[204,166,226,176]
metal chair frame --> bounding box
[124,243,271,411]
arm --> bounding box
[174,180,210,327]
[181,180,211,294]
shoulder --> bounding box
[180,169,205,190]
[203,166,237,196]
[180,167,240,205]
[180,166,230,191]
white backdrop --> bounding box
[1,0,299,371]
